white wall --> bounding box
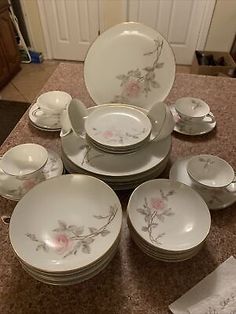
[205,0,236,52]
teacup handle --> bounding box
[204,113,215,124]
[31,103,44,117]
[225,173,236,193]
[1,215,10,225]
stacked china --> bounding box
[61,102,174,190]
[59,22,176,190]
[127,179,211,262]
[9,175,122,285]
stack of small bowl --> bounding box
[127,179,211,262]
[9,175,122,285]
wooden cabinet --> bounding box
[0,0,21,89]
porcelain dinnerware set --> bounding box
[2,22,235,285]
[9,175,122,285]
[127,179,211,262]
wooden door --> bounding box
[39,0,99,61]
[128,0,215,64]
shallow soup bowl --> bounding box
[0,143,48,178]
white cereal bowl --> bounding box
[127,179,211,251]
[0,143,48,177]
[37,91,72,112]
[9,174,122,272]
[187,154,235,189]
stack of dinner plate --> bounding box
[61,132,171,190]
[127,179,211,262]
[9,175,122,285]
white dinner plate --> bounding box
[127,179,211,251]
[84,22,176,109]
[9,175,122,272]
[61,133,171,178]
[85,105,152,149]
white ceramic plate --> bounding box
[0,149,63,201]
[170,105,216,135]
[127,179,211,251]
[29,103,61,131]
[85,105,152,149]
[84,22,175,109]
[9,175,122,272]
[169,157,236,210]
[61,132,171,178]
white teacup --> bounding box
[0,143,48,179]
[175,97,215,123]
[33,91,72,118]
[187,154,235,189]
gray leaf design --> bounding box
[83,238,95,245]
[82,244,91,254]
[137,208,148,215]
[151,80,160,88]
[58,220,67,230]
[142,226,148,232]
[68,225,84,236]
[89,227,97,233]
[101,229,110,237]
[26,233,37,241]
[93,215,105,219]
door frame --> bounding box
[196,0,216,50]
[37,0,53,59]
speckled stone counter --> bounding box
[0,63,236,314]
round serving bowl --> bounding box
[9,174,122,273]
[127,179,211,252]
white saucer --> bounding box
[0,149,63,201]
[169,157,236,210]
[29,104,61,131]
[170,105,216,135]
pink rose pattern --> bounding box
[123,79,143,98]
[112,38,164,104]
[54,233,72,255]
[26,205,118,258]
[136,189,175,245]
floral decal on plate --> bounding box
[79,144,105,166]
[91,127,148,145]
[112,39,164,103]
[136,189,175,245]
[26,205,118,258]
[191,99,202,111]
[197,156,215,169]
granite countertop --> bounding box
[0,63,236,314]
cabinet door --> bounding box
[0,41,9,88]
[0,10,20,75]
